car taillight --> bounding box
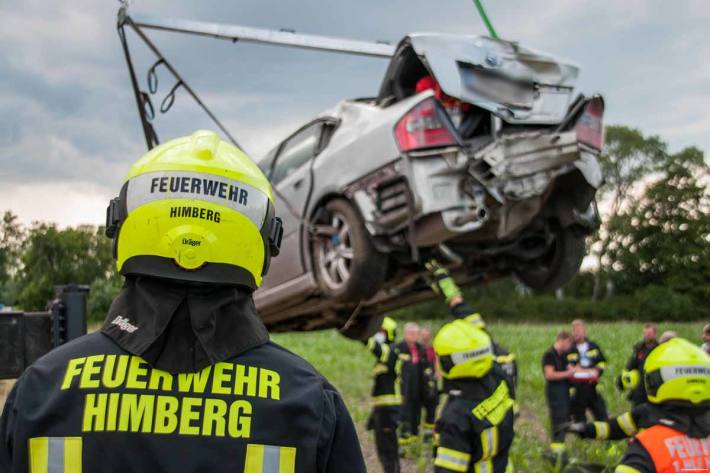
[394,98,457,152]
[575,97,604,150]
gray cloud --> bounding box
[1,0,708,224]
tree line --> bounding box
[1,125,708,322]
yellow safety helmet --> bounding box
[644,338,710,406]
[620,369,640,392]
[464,312,486,329]
[105,130,283,290]
[433,320,493,379]
[381,317,397,343]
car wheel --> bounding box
[514,225,586,291]
[339,313,385,341]
[312,199,386,301]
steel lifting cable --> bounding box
[117,12,241,150]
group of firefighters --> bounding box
[0,131,708,473]
[367,281,710,473]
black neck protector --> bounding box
[101,276,269,374]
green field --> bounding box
[272,321,705,472]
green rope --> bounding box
[473,0,499,39]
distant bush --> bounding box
[87,275,123,323]
[394,280,708,323]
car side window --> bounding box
[271,123,322,184]
[257,148,279,178]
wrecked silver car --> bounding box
[117,10,603,339]
[254,34,603,338]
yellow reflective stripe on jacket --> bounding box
[434,447,470,472]
[244,444,296,473]
[495,354,516,365]
[379,343,391,363]
[471,381,514,425]
[617,412,637,436]
[29,437,82,473]
[614,465,641,473]
[480,427,499,458]
[593,422,610,439]
[473,458,493,473]
[371,394,402,406]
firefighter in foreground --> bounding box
[433,320,515,473]
[366,317,402,473]
[0,131,365,472]
[566,337,710,472]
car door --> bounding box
[262,121,324,287]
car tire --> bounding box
[312,198,387,302]
[339,313,385,341]
[514,225,586,292]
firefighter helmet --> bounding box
[105,130,283,290]
[644,338,710,406]
[381,317,397,343]
[434,320,493,379]
[620,369,640,392]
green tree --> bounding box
[606,146,710,303]
[590,126,668,299]
[0,211,24,305]
[16,224,114,311]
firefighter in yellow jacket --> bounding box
[0,131,365,472]
[433,320,515,473]
[566,338,710,472]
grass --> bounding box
[272,320,706,472]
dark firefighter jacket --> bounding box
[623,340,658,405]
[434,365,515,473]
[394,341,427,403]
[576,403,710,472]
[0,277,365,473]
[567,339,607,383]
[367,338,401,407]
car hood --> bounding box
[384,34,580,124]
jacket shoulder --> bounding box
[254,342,329,384]
[25,332,124,371]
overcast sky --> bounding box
[1,0,708,226]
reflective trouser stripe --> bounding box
[505,459,514,473]
[29,437,82,473]
[480,427,499,458]
[550,442,565,453]
[618,412,637,437]
[474,459,493,473]
[434,447,470,472]
[593,422,610,439]
[371,395,401,406]
[244,444,296,473]
[614,466,641,473]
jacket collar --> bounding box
[102,276,269,374]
